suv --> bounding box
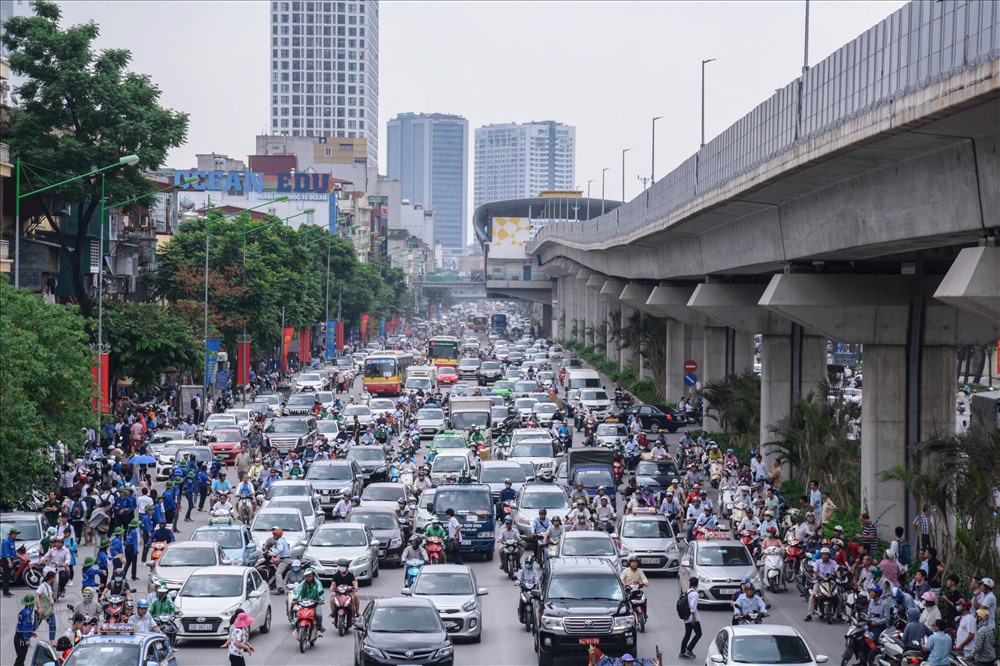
[263,416,318,455]
[305,459,363,513]
[477,361,502,385]
[457,357,481,379]
[532,556,637,666]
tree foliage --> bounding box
[0,277,93,508]
[700,371,762,451]
[101,300,201,392]
[608,309,668,400]
[2,0,188,317]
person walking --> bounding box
[2,527,19,597]
[679,578,702,659]
[13,593,36,666]
[225,612,255,666]
[35,571,57,642]
[445,509,464,566]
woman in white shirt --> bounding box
[225,612,255,666]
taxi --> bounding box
[190,518,262,567]
[429,430,469,452]
[32,623,177,665]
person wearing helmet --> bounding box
[760,525,783,551]
[920,590,942,630]
[131,597,160,633]
[423,516,447,541]
[413,466,434,495]
[281,558,306,617]
[496,516,521,565]
[732,582,768,625]
[970,607,995,664]
[328,558,359,616]
[620,556,649,588]
[975,577,995,631]
[395,497,413,528]
[498,478,517,507]
[805,547,839,621]
[350,495,361,507]
[149,582,177,616]
[401,535,428,572]
[76,586,102,620]
[892,585,919,614]
[265,526,291,590]
[293,567,325,632]
[542,516,564,562]
[867,585,891,636]
[568,512,591,532]
[515,557,540,586]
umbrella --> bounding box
[128,455,157,465]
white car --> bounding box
[368,397,395,415]
[149,541,231,593]
[174,566,272,640]
[704,625,829,665]
[249,507,308,551]
[201,413,237,441]
[549,345,565,360]
[155,439,199,480]
[578,388,614,420]
[416,408,447,439]
[343,404,372,430]
[148,429,186,457]
[294,372,326,392]
[225,409,254,431]
[402,564,488,641]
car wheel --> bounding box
[486,550,494,562]
[470,630,482,644]
[372,559,379,578]
[537,651,554,666]
[260,607,271,634]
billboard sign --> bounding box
[490,217,532,259]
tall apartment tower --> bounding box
[386,113,469,251]
[473,120,575,209]
[269,0,380,166]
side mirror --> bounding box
[477,587,488,596]
[400,587,411,596]
[353,619,365,632]
[250,587,264,598]
[530,589,541,599]
[815,657,829,664]
[710,656,726,664]
[371,539,381,548]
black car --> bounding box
[354,597,454,666]
[633,459,681,493]
[346,507,405,564]
[305,459,364,513]
[477,361,503,385]
[346,446,390,483]
[618,404,686,433]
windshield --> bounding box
[255,395,280,405]
[299,373,322,383]
[562,536,616,557]
[365,358,398,378]
[315,392,333,403]
[491,408,508,420]
[206,415,235,426]
[420,489,436,511]
[211,430,242,442]
[696,545,752,567]
[575,468,615,488]
[406,378,431,389]
[266,484,308,499]
[267,420,308,434]
[418,409,444,421]
[159,444,182,459]
[458,360,479,369]
[316,421,340,434]
[480,467,526,483]
[432,489,492,515]
[350,512,398,530]
[451,413,488,430]
[515,400,538,411]
[347,448,384,462]
[429,341,458,360]
[580,390,609,401]
[311,528,367,547]
[731,635,813,664]
[369,399,394,412]
[596,424,628,437]
[636,461,678,477]
[433,436,466,449]
[621,519,674,539]
[364,486,404,502]
[510,443,555,458]
[0,520,41,541]
[177,448,211,462]
[344,406,370,417]
[412,572,475,596]
[307,465,352,480]
[269,500,313,517]
[254,513,302,532]
[493,381,513,390]
[535,404,557,414]
[520,490,570,510]
[180,574,244,598]
[547,573,623,601]
[432,457,468,473]
[369,605,442,633]
[481,362,500,370]
[191,527,244,550]
[158,547,217,567]
[286,394,315,406]
[64,644,141,666]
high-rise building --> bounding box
[386,112,468,250]
[474,120,575,209]
[269,0,380,166]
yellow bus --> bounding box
[362,351,414,395]
[427,336,459,368]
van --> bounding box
[429,448,479,483]
[404,364,437,394]
[565,368,601,390]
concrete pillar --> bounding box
[541,303,553,338]
[603,279,629,361]
[594,292,609,356]
[620,303,635,370]
[861,345,907,527]
[934,246,1000,325]
[664,320,688,404]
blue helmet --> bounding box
[872,584,884,596]
[137,599,149,609]
[891,587,902,601]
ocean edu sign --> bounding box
[174,170,339,201]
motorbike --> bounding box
[425,536,445,565]
[544,537,560,562]
[404,558,424,588]
[149,541,169,569]
[815,573,840,624]
[840,613,877,666]
[796,558,815,600]
[557,434,570,451]
[332,584,355,637]
[256,549,282,590]
[518,580,537,632]
[104,594,127,624]
[293,597,318,652]
[399,469,414,489]
[613,460,624,484]
[709,460,723,489]
[500,539,521,579]
[720,487,737,518]
[784,537,807,585]
[736,609,764,625]
[762,546,785,593]
[626,582,648,633]
[154,613,179,646]
[237,498,254,525]
[11,549,42,588]
[737,529,758,551]
[730,502,748,531]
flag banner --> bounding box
[337,321,345,351]
[204,339,222,389]
[361,314,370,341]
[326,320,337,360]
[281,327,294,374]
[92,352,109,413]
[300,329,310,364]
[236,341,251,385]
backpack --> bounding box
[69,501,85,521]
[190,397,198,410]
[898,539,912,565]
[676,590,691,620]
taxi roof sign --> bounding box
[99,622,136,634]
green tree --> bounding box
[608,309,668,399]
[422,286,456,311]
[2,0,188,318]
[101,300,201,392]
[0,277,93,507]
[700,371,761,452]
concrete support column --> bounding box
[861,345,907,528]
[664,320,700,404]
[595,292,609,355]
[541,303,553,338]
[620,304,635,370]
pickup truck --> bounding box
[566,449,616,508]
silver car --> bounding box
[262,496,324,535]
[555,531,623,574]
[249,507,308,551]
[677,538,763,606]
[511,483,571,538]
[303,522,380,583]
[416,408,447,440]
[402,564,488,642]
[616,513,681,573]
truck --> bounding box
[448,396,493,441]
[566,448,617,509]
[490,313,507,333]
[431,482,496,558]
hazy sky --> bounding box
[53,0,907,207]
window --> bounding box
[324,147,332,156]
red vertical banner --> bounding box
[337,322,345,351]
[305,329,312,363]
[300,329,310,364]
[361,314,369,341]
[92,352,109,413]
[281,327,294,374]
[236,341,251,385]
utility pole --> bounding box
[651,116,663,183]
[701,58,716,148]
[803,0,811,74]
[637,175,651,190]
[621,148,630,204]
[601,168,609,215]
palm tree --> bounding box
[701,371,761,452]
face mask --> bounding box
[292,567,301,572]
[339,567,348,573]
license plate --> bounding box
[189,623,213,631]
[578,638,600,645]
[461,540,472,546]
[640,558,659,564]
[720,588,738,594]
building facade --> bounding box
[269,0,379,165]
[473,121,575,209]
[385,112,468,251]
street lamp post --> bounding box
[621,148,630,204]
[586,179,594,219]
[601,168,609,215]
[652,116,663,182]
[701,58,716,148]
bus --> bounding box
[362,351,414,395]
[468,315,487,332]
[490,313,507,333]
[427,336,459,368]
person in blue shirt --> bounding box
[210,472,232,505]
[80,555,101,590]
[150,521,175,545]
[732,584,769,625]
[161,482,178,532]
[556,421,572,440]
[96,539,112,586]
[183,471,197,522]
[152,496,165,526]
[2,526,19,598]
[119,486,137,530]
[210,456,224,479]
[14,593,36,666]
[923,619,953,666]
[139,506,154,562]
[124,519,140,581]
[196,466,210,511]
[109,527,125,565]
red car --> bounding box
[208,426,244,462]
[436,366,458,386]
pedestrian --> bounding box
[36,570,57,642]
[225,612,255,666]
[679,577,702,659]
[912,505,934,550]
[445,508,463,566]
[1,526,19,597]
[971,608,996,666]
[924,619,954,666]
[858,513,878,553]
[191,391,202,424]
[974,577,996,630]
[13,593,36,666]
[124,518,140,580]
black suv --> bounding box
[531,556,637,666]
[305,459,363,513]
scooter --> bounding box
[518,580,537,632]
[104,595,127,623]
[544,537,560,562]
[730,502,749,531]
[292,597,318,652]
[839,613,877,666]
[720,487,737,518]
[154,613,179,646]
[500,539,521,579]
[736,609,764,625]
[237,497,254,524]
[148,541,169,569]
[784,537,806,585]
[11,549,42,588]
[762,546,785,593]
[425,536,445,565]
[332,584,355,637]
[709,460,723,489]
[404,558,424,588]
[626,582,648,633]
[815,573,840,624]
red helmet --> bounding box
[693,484,701,490]
[289,452,297,459]
[768,526,778,534]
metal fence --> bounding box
[530,0,1000,251]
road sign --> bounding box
[684,372,698,386]
[684,359,698,373]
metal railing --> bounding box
[529,0,1000,252]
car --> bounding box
[305,459,363,512]
[429,431,468,452]
[491,379,514,398]
[512,381,538,399]
[303,522,380,583]
[346,445,390,482]
[174,565,272,640]
[263,416,318,454]
[514,397,539,422]
[532,402,561,426]
[429,449,477,484]
[31,626,177,666]
[507,438,561,479]
[616,513,681,573]
[147,429,186,456]
[0,512,48,566]
[190,522,262,567]
[284,391,320,416]
[154,440,199,480]
[508,350,525,364]
[555,531,623,573]
[225,409,254,431]
[346,507,405,564]
[494,347,511,362]
[402,564,488,642]
[436,366,458,385]
[314,391,336,411]
[316,419,342,439]
[619,403,687,433]
[353,596,454,666]
[594,422,629,448]
[476,460,528,501]
[262,495,325,534]
[549,345,565,360]
[249,506,308,552]
[201,413,237,441]
[678,538,763,606]
[577,388,614,420]
[263,479,315,501]
[704,625,830,666]
[416,407,447,439]
[633,459,681,493]
[477,361,502,385]
[361,482,418,510]
[294,372,326,392]
[149,541,231,593]
[252,393,283,416]
[412,487,437,534]
[207,425,244,462]
[511,483,571,538]
[343,404,373,431]
[535,370,556,389]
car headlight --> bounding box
[433,646,454,659]
[697,571,713,583]
[461,599,477,612]
[619,543,633,555]
[374,466,387,473]
[362,645,387,659]
[516,515,529,526]
[613,615,636,629]
[540,615,564,630]
[353,555,370,567]
[221,604,242,619]
[389,537,402,548]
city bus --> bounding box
[427,336,460,368]
[490,313,507,333]
[468,315,488,332]
[362,351,414,395]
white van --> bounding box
[404,365,438,394]
[429,448,480,483]
[565,368,601,390]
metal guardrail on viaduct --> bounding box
[528,0,999,260]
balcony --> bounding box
[0,240,11,274]
[0,143,10,178]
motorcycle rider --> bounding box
[542,516,564,561]
[760,526,783,551]
[758,511,779,538]
[891,585,919,614]
[283,560,307,618]
[331,495,352,521]
[423,516,447,540]
[401,535,428,571]
[395,498,413,530]
[235,475,257,516]
[733,583,768,625]
[568,512,591,532]
[515,557,540,586]
[149,583,176,617]
[293,568,325,633]
[530,509,552,558]
[594,496,615,533]
[865,584,891,638]
[328,559,359,616]
[131,599,162,634]
[556,421,572,442]
[648,439,669,459]
[76,587,102,621]
[569,481,589,506]
[101,569,132,603]
[264,527,292,589]
[212,493,235,519]
[804,547,840,621]
[497,479,517,517]
[620,556,649,588]
[496,517,522,565]
[413,466,434,495]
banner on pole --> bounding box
[236,341,251,385]
[361,314,369,341]
[92,352,109,413]
[300,329,310,364]
[337,321,345,351]
[326,320,337,360]
[281,327,294,374]
[204,339,222,389]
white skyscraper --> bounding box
[474,120,575,209]
[269,0,380,165]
